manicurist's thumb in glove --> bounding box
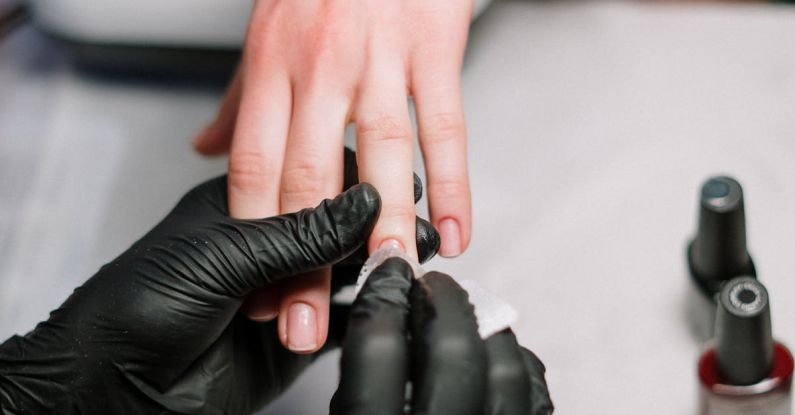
[0,163,439,414]
[331,258,554,415]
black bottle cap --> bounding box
[688,176,755,296]
[715,276,774,385]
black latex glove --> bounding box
[330,258,554,415]
[0,149,439,415]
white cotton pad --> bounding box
[354,244,425,295]
[457,279,519,339]
[355,246,518,339]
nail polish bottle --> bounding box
[698,277,793,415]
[687,176,756,339]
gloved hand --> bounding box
[331,258,554,415]
[0,150,439,414]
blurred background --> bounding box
[3,0,795,413]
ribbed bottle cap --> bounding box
[715,276,774,385]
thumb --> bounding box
[203,183,381,296]
[330,258,413,415]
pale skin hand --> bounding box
[193,0,473,353]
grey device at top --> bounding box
[688,176,756,298]
[715,276,774,385]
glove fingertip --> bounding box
[416,217,440,264]
[413,173,423,203]
[329,183,381,233]
[411,272,480,330]
[343,148,360,191]
[519,347,554,414]
[356,257,414,309]
[344,183,381,209]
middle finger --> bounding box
[355,49,418,258]
[277,84,350,353]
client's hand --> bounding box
[331,258,554,414]
[193,0,475,353]
[0,162,438,414]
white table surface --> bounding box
[3,1,795,413]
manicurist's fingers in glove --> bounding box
[331,259,553,415]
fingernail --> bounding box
[241,292,280,322]
[438,218,462,258]
[246,310,278,322]
[192,130,206,146]
[379,238,405,252]
[191,125,213,148]
[287,302,317,352]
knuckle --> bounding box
[245,31,273,63]
[280,162,329,205]
[228,151,278,195]
[378,202,417,223]
[357,116,413,145]
[306,30,340,62]
[299,29,360,85]
[421,112,466,145]
[245,33,266,59]
[428,177,469,201]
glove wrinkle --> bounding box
[0,334,79,413]
[251,184,380,285]
[119,327,235,415]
